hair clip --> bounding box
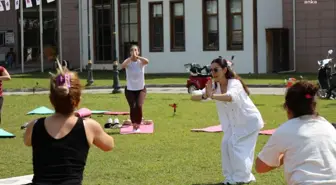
[56,73,71,88]
[305,94,312,99]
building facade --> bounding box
[283,0,336,73]
[0,0,286,74]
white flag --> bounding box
[15,0,19,10]
[25,0,32,8]
[0,1,4,11]
[36,0,40,5]
[47,0,55,3]
[4,0,10,11]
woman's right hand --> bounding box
[205,80,213,98]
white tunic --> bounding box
[258,115,336,185]
[203,79,264,137]
[125,60,146,91]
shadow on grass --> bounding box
[192,183,223,185]
[323,103,336,108]
[106,131,120,135]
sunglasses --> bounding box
[210,68,221,73]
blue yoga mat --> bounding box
[0,128,15,138]
[27,106,55,115]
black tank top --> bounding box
[31,117,89,185]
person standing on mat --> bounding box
[255,81,336,185]
[23,67,114,185]
[191,57,264,185]
[121,45,149,133]
[0,66,11,125]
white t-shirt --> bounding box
[258,115,336,185]
[125,60,146,91]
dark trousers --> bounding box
[125,87,146,124]
[0,96,3,124]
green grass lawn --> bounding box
[0,94,335,184]
[7,70,318,90]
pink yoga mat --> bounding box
[75,108,92,118]
[104,111,130,115]
[259,129,276,135]
[191,125,222,133]
[191,125,276,135]
[120,123,154,135]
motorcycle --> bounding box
[317,49,336,99]
[184,56,234,94]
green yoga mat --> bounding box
[27,106,55,115]
[0,128,15,138]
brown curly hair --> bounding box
[284,81,319,118]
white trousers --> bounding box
[221,125,259,183]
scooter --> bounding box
[317,49,336,99]
[184,56,234,94]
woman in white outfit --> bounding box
[191,57,264,185]
[256,81,336,185]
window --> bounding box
[226,0,243,50]
[203,0,219,51]
[94,0,116,63]
[170,0,185,51]
[0,32,4,46]
[149,2,163,52]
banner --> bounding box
[0,0,56,11]
[0,1,4,11]
[25,0,32,8]
[15,0,19,10]
[4,0,9,10]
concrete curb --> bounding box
[3,84,285,93]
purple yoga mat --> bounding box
[120,123,154,135]
[191,125,276,135]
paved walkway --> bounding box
[4,87,286,96]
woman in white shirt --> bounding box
[256,81,336,185]
[121,45,149,132]
[191,57,264,185]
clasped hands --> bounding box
[204,80,215,99]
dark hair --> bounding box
[211,57,250,95]
[49,68,82,115]
[284,81,319,118]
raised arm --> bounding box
[138,56,149,66]
[0,67,11,81]
[87,118,114,152]
[190,88,206,101]
[255,131,285,173]
[120,58,132,69]
[211,79,242,102]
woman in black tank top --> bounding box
[23,66,115,185]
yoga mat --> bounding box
[191,125,222,133]
[0,128,15,138]
[0,174,33,185]
[104,111,130,116]
[259,129,276,135]
[120,123,154,135]
[75,108,92,118]
[191,125,276,135]
[27,106,55,115]
[91,110,108,114]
